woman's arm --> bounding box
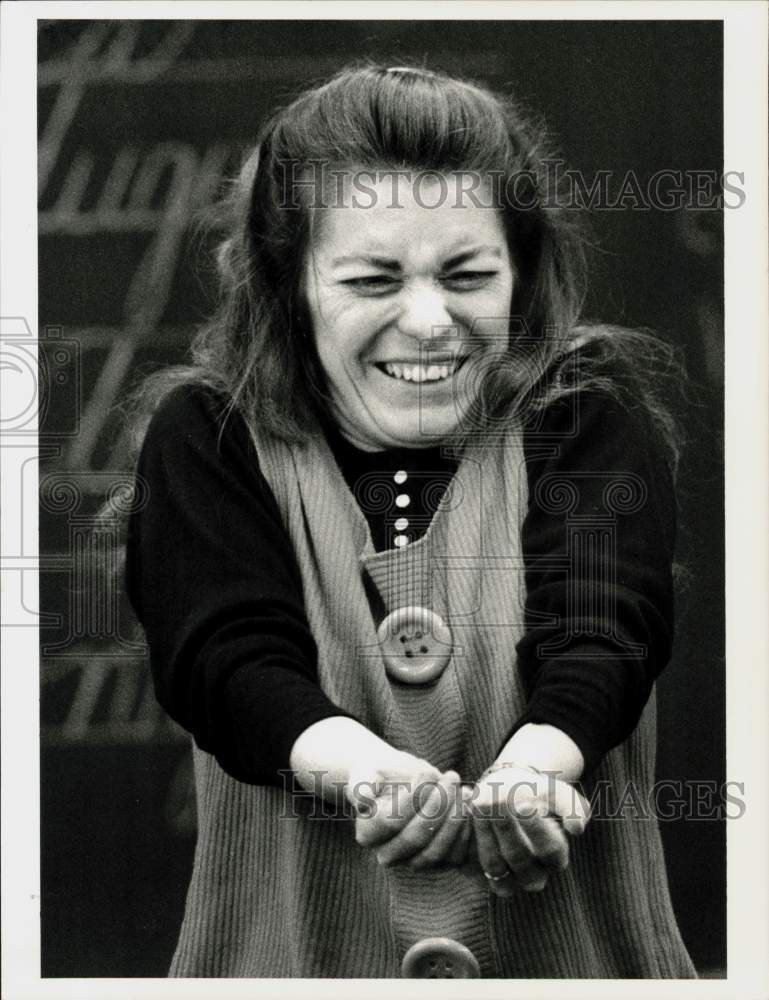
[472,357,677,892]
[491,723,584,782]
[126,385,471,867]
[510,373,677,775]
[125,383,359,786]
[288,715,433,802]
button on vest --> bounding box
[377,606,452,684]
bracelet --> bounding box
[479,761,545,782]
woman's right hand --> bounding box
[290,718,470,869]
[347,752,470,869]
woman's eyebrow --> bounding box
[331,254,401,270]
[331,246,503,270]
[442,246,503,268]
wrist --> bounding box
[480,760,545,782]
[494,723,585,783]
[290,716,394,798]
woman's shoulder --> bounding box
[135,377,255,471]
[476,325,679,469]
[147,378,231,433]
[522,324,682,477]
[536,325,681,419]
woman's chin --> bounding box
[371,407,467,449]
[332,393,476,450]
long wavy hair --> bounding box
[111,63,684,514]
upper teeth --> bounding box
[382,362,455,382]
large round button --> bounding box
[377,606,452,684]
[401,937,481,978]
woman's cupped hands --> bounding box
[348,753,591,894]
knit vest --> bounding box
[169,422,696,979]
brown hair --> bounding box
[114,62,684,493]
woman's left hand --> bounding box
[469,764,591,896]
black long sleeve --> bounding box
[124,385,357,785]
[512,387,676,771]
[125,374,676,785]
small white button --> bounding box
[394,517,409,531]
[394,470,407,485]
[395,494,410,508]
[394,534,409,548]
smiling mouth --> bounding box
[377,358,467,383]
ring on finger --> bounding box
[483,869,512,883]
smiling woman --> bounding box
[115,64,696,979]
[304,173,514,450]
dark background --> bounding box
[38,20,725,977]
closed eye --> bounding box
[441,270,498,289]
[341,275,401,294]
[341,270,499,294]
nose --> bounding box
[397,283,453,341]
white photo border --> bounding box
[2,2,767,998]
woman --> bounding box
[123,65,696,978]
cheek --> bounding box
[308,297,349,362]
[481,280,514,332]
[318,302,383,358]
[456,287,513,343]
[312,319,369,389]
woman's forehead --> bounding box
[308,171,508,262]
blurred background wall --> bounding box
[38,19,725,977]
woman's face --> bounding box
[303,172,515,451]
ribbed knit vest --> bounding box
[169,423,696,979]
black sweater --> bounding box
[125,379,676,785]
